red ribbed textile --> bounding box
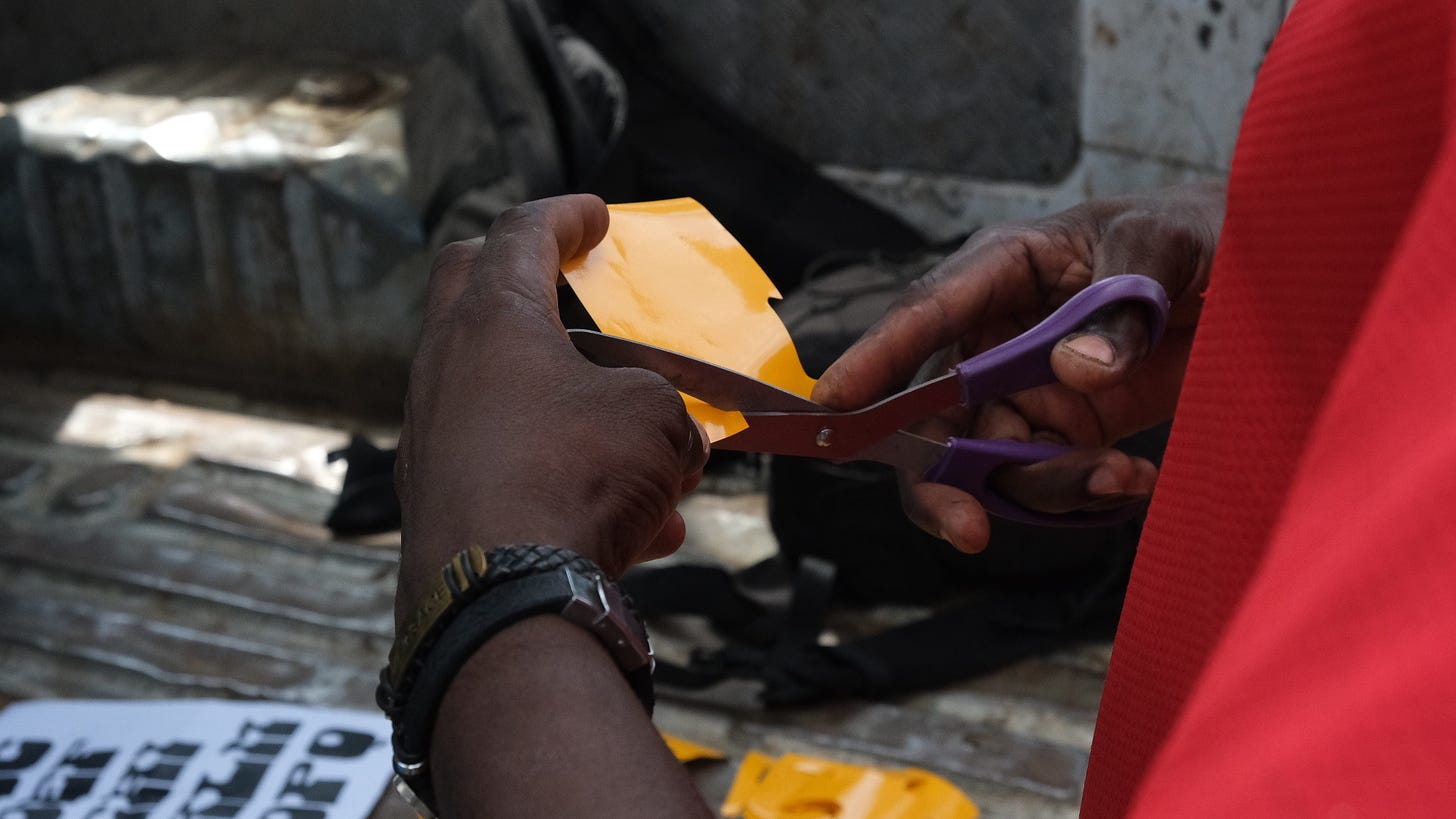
[1084,1,1456,815]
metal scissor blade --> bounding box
[851,429,953,474]
[571,329,962,460]
[568,330,822,413]
[717,418,951,474]
[711,371,962,460]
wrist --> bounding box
[430,616,706,819]
[398,516,622,615]
[380,545,655,817]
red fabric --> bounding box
[1084,1,1456,815]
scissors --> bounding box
[570,275,1170,527]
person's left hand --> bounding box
[393,194,710,624]
[812,184,1223,551]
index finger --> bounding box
[811,222,1082,410]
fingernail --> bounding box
[1086,465,1122,496]
[940,528,983,554]
[1064,334,1116,366]
[692,417,711,455]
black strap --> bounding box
[624,558,836,698]
[770,556,837,661]
[796,590,1117,701]
[621,563,770,644]
[393,571,654,814]
[627,554,1127,707]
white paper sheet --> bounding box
[0,699,394,819]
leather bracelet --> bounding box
[378,545,654,817]
[379,544,604,710]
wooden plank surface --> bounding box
[0,370,1108,818]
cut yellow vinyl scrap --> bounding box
[721,752,979,819]
[661,733,727,764]
[562,198,817,441]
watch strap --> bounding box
[387,563,654,816]
[383,544,603,701]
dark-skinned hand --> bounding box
[393,194,709,623]
[812,183,1225,553]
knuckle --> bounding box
[639,371,693,424]
[1100,207,1211,281]
[894,256,960,310]
[1106,207,1203,254]
[425,240,481,307]
[971,221,1054,262]
[1105,209,1168,238]
[491,201,547,233]
[967,222,1045,271]
[886,272,954,333]
[899,271,940,306]
[428,238,480,279]
[609,368,694,453]
[619,365,678,402]
[970,223,1033,247]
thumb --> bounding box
[474,194,610,322]
[1051,203,1207,393]
[1051,300,1154,392]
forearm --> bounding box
[429,615,712,819]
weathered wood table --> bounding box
[0,369,1108,818]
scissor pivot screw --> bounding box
[815,428,834,448]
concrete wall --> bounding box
[622,0,1291,240]
[621,0,1082,183]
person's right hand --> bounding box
[812,183,1225,553]
[394,195,710,625]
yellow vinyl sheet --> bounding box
[721,752,979,819]
[661,733,727,764]
[562,198,817,440]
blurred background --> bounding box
[0,1,1286,816]
[0,0,1278,408]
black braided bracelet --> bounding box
[378,544,654,817]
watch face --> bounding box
[560,569,653,672]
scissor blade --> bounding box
[719,417,950,474]
[570,330,961,463]
[851,429,952,474]
[568,330,822,413]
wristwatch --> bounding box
[377,544,654,816]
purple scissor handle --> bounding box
[907,274,1171,525]
[570,275,1170,527]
